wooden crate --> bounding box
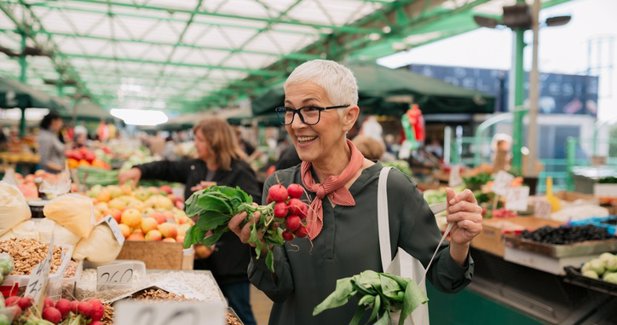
[472,217,563,257]
[116,241,194,270]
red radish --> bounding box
[297,203,308,219]
[78,301,93,317]
[44,297,55,308]
[295,226,308,238]
[42,306,62,323]
[90,322,103,325]
[5,296,19,306]
[88,299,104,321]
[287,199,305,216]
[11,305,22,318]
[55,299,72,318]
[273,202,289,218]
[70,300,79,313]
[285,215,301,232]
[266,194,274,204]
[17,297,32,309]
[287,184,304,199]
[268,184,288,203]
[282,230,294,241]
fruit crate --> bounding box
[564,266,617,297]
[116,241,193,270]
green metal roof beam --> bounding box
[60,53,283,77]
[0,1,100,106]
[0,28,320,61]
[21,1,317,36]
[64,0,383,34]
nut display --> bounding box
[0,238,64,275]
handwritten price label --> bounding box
[493,171,514,196]
[100,215,125,245]
[505,186,530,211]
[154,278,207,301]
[534,199,552,219]
[97,262,138,291]
[25,241,53,312]
[114,301,225,325]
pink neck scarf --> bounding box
[301,139,365,239]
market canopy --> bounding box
[251,63,495,116]
[0,1,568,115]
[0,77,65,110]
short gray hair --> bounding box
[284,60,358,106]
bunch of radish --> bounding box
[268,183,309,241]
[184,182,311,272]
[4,296,104,325]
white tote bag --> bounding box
[377,167,430,325]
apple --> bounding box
[145,230,162,241]
[140,217,158,234]
[162,238,176,243]
[176,235,185,244]
[177,224,191,237]
[150,212,167,225]
[158,223,178,239]
[160,185,172,195]
[118,224,131,238]
[127,230,145,241]
[110,209,122,223]
[121,208,142,228]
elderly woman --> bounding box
[119,117,258,325]
[230,60,483,324]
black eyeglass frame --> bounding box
[274,104,350,125]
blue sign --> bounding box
[409,64,599,116]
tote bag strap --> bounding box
[377,166,392,271]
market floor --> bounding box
[251,285,273,325]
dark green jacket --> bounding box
[249,163,473,325]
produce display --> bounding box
[520,225,612,245]
[580,252,617,283]
[2,296,105,325]
[66,147,111,170]
[87,185,190,243]
[0,239,65,276]
[183,184,309,272]
[313,270,427,325]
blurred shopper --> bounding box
[73,125,89,149]
[351,134,385,161]
[37,111,66,173]
[229,60,482,325]
[118,117,258,325]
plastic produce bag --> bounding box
[43,193,95,238]
[39,169,72,198]
[0,182,31,236]
[73,223,123,265]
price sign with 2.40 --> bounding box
[97,262,136,291]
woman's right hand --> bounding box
[118,167,141,185]
[229,210,261,247]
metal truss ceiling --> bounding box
[0,0,570,114]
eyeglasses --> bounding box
[275,105,349,125]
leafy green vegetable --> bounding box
[183,185,287,272]
[313,270,428,324]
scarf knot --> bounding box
[300,140,365,239]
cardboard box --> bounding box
[472,217,563,257]
[116,241,194,270]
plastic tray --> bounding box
[564,266,617,297]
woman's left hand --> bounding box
[190,181,217,192]
[445,188,483,246]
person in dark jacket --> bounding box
[119,117,259,325]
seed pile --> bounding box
[0,238,64,275]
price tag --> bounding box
[97,262,138,291]
[100,215,125,245]
[505,186,530,211]
[25,242,53,312]
[534,199,552,219]
[448,165,463,187]
[493,171,514,195]
[114,300,225,325]
[154,278,207,301]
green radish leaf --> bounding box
[369,293,381,322]
[250,225,262,259]
[184,226,205,247]
[313,277,355,316]
[374,311,390,325]
[380,272,409,288]
[400,281,428,325]
[380,274,403,301]
[265,249,274,273]
[358,294,375,307]
[197,193,232,214]
[196,211,231,231]
[201,231,225,246]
